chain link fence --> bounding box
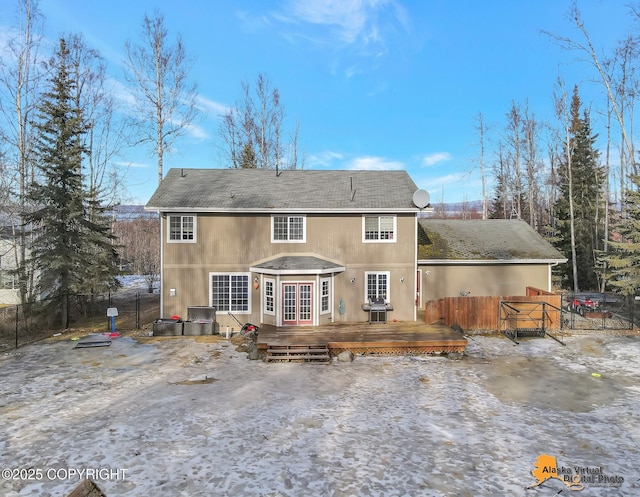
[0,290,160,352]
[561,292,639,331]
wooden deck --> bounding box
[257,321,467,358]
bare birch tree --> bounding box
[0,0,45,303]
[543,2,634,167]
[522,102,542,230]
[124,10,198,184]
[504,101,524,219]
[219,73,300,171]
[473,112,489,220]
[65,33,126,206]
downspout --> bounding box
[331,274,335,323]
[548,261,560,293]
[160,212,165,317]
[414,214,418,321]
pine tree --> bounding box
[26,38,119,328]
[553,86,603,291]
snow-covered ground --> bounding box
[0,331,639,497]
[116,275,157,295]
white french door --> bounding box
[281,282,314,325]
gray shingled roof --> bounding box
[146,168,420,212]
[418,219,567,262]
[250,255,345,274]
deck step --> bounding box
[266,344,331,363]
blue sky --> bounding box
[0,0,631,204]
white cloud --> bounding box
[274,0,410,52]
[426,172,467,185]
[348,156,404,170]
[113,161,149,169]
[422,152,452,166]
[195,96,229,117]
[110,79,138,110]
[181,122,209,140]
[306,151,345,168]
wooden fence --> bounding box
[424,287,562,331]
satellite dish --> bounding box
[412,189,430,209]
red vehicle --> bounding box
[569,294,599,316]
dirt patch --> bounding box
[479,355,622,412]
[171,376,217,385]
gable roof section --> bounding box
[146,168,420,213]
[418,219,567,263]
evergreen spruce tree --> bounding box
[239,140,257,169]
[603,174,640,295]
[553,86,604,291]
[26,38,119,328]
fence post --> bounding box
[15,305,19,349]
[136,292,140,330]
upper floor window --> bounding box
[363,215,396,242]
[272,215,306,243]
[168,215,196,243]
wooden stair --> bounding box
[265,344,331,363]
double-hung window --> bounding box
[320,278,331,314]
[365,271,389,303]
[272,215,306,243]
[210,273,250,313]
[168,215,196,242]
[264,279,275,315]
[363,215,396,242]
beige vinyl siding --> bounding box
[418,263,552,304]
[162,213,415,265]
[161,212,417,323]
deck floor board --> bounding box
[257,322,467,355]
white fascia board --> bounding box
[417,258,568,265]
[147,207,421,214]
[249,266,346,275]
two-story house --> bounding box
[145,168,425,329]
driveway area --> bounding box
[0,330,639,496]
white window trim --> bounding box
[167,214,197,243]
[362,215,397,243]
[209,272,251,314]
[364,271,390,303]
[271,214,306,243]
[264,278,275,315]
[320,277,331,315]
